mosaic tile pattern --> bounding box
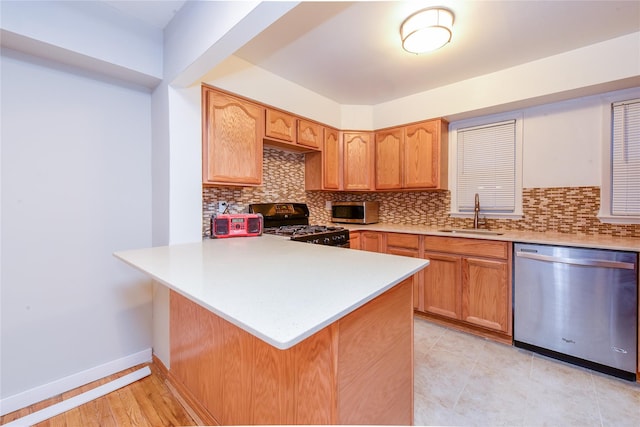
[202,148,306,236]
[203,152,639,238]
[306,187,639,237]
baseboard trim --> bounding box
[0,348,152,416]
[2,367,151,427]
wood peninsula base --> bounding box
[167,278,414,425]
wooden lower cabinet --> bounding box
[360,231,383,252]
[349,231,381,252]
[168,280,414,425]
[462,256,510,332]
[348,231,360,249]
[422,252,461,320]
[385,233,422,311]
[351,230,513,343]
[421,236,512,342]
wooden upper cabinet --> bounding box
[405,121,436,188]
[404,119,448,189]
[265,108,295,142]
[297,119,323,149]
[323,128,341,190]
[343,132,374,191]
[373,119,448,191]
[265,109,322,153]
[304,126,339,191]
[375,128,404,190]
[202,87,264,186]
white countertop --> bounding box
[114,236,428,350]
[345,224,640,252]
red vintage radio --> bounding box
[211,213,263,238]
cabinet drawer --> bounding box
[386,246,419,257]
[386,233,420,250]
[423,236,508,260]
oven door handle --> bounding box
[515,251,635,270]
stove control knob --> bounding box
[324,237,331,245]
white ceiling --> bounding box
[104,0,640,105]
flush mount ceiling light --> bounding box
[400,7,454,54]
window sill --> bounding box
[597,213,640,225]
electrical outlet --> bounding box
[325,201,332,211]
[217,201,228,214]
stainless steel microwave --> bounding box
[331,201,379,224]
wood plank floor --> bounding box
[0,363,198,427]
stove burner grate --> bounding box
[263,225,349,246]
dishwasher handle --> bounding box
[515,251,636,270]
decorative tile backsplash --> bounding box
[203,149,640,238]
[202,148,306,235]
[308,187,639,237]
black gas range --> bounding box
[249,203,349,247]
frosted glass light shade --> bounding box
[401,8,454,54]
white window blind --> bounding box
[611,99,640,216]
[457,120,516,212]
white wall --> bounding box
[0,50,152,404]
[0,0,163,84]
[521,96,603,188]
[372,32,640,128]
[445,86,640,190]
[201,55,342,128]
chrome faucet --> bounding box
[473,193,480,229]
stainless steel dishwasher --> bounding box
[514,243,638,381]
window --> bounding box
[449,114,523,218]
[600,97,640,223]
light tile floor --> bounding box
[414,317,640,426]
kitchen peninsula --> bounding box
[114,235,428,425]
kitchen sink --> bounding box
[437,228,504,236]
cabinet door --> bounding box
[461,257,509,333]
[348,231,361,250]
[265,109,295,142]
[404,120,441,189]
[323,128,341,190]
[422,252,461,320]
[360,231,382,252]
[298,119,322,149]
[386,246,421,310]
[375,128,403,190]
[343,132,374,191]
[202,88,263,185]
